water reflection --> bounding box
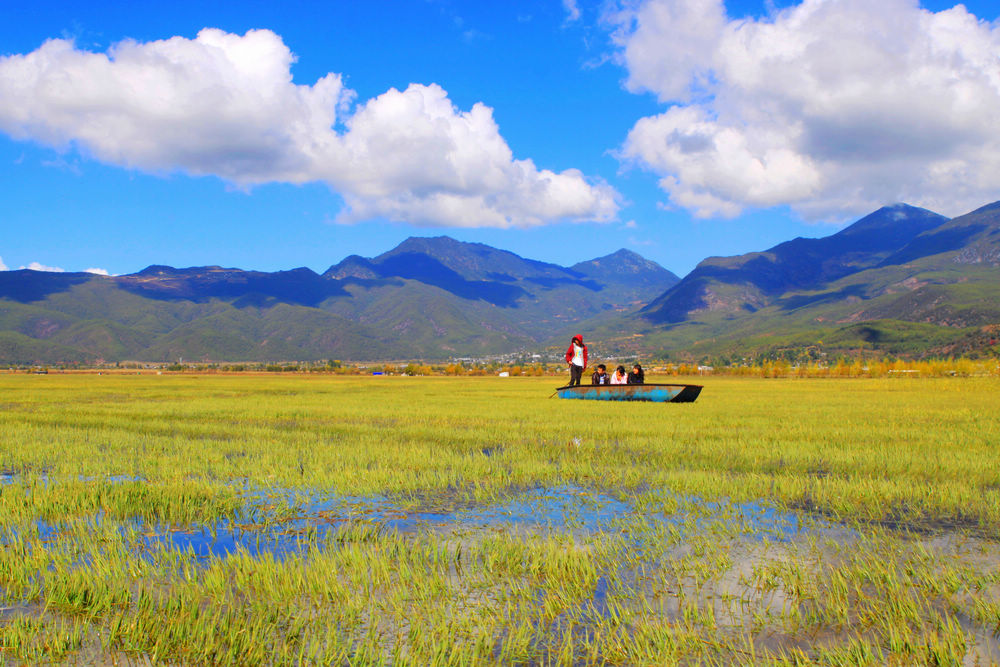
[126,485,851,561]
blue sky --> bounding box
[2,0,999,277]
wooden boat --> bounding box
[556,383,702,403]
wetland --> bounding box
[1,373,999,665]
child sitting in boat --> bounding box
[627,364,645,385]
[591,364,608,385]
[610,365,628,385]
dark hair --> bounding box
[597,364,606,371]
[633,363,643,371]
[616,365,626,374]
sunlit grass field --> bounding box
[1,373,999,664]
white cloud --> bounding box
[22,262,65,272]
[563,0,582,22]
[608,0,726,101]
[330,83,619,227]
[0,29,618,228]
[84,267,110,275]
[0,256,7,271]
[610,0,1000,219]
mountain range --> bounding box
[2,200,999,364]
[0,239,678,363]
[620,201,1000,360]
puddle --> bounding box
[111,486,853,562]
[14,486,852,563]
[276,485,846,538]
[137,520,303,560]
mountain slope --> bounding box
[641,204,947,324]
[883,201,1000,269]
[0,237,676,363]
[5,205,996,366]
[622,201,1000,360]
[321,236,677,340]
[571,249,679,302]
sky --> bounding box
[2,0,999,278]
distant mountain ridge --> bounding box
[624,200,1000,359]
[3,200,999,365]
[641,204,948,324]
[0,237,679,363]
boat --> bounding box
[555,383,702,403]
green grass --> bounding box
[1,373,999,664]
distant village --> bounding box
[7,353,998,379]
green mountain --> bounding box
[322,239,680,343]
[640,204,947,324]
[6,202,999,366]
[0,237,678,363]
[614,201,1000,360]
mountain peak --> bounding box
[135,265,240,277]
[136,264,177,276]
[375,235,569,282]
[323,255,378,280]
[391,235,466,254]
[575,248,663,269]
[838,204,946,237]
[641,203,951,324]
[604,248,644,261]
[571,249,679,289]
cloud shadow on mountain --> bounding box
[375,253,527,307]
[117,268,348,308]
[0,270,97,303]
[776,284,870,311]
[879,225,986,266]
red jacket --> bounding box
[565,338,588,368]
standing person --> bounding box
[564,335,588,386]
[627,363,645,385]
[610,365,628,385]
[591,364,608,385]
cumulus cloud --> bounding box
[610,0,1000,219]
[0,29,618,228]
[0,256,7,271]
[329,83,618,226]
[84,267,110,275]
[22,262,65,272]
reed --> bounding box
[0,373,998,663]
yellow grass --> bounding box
[0,373,998,664]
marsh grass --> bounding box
[1,374,999,664]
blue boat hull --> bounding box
[556,383,702,403]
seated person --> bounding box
[627,363,645,385]
[591,364,609,385]
[610,365,628,385]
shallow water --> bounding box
[7,482,1000,663]
[1,474,850,558]
[124,485,852,561]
